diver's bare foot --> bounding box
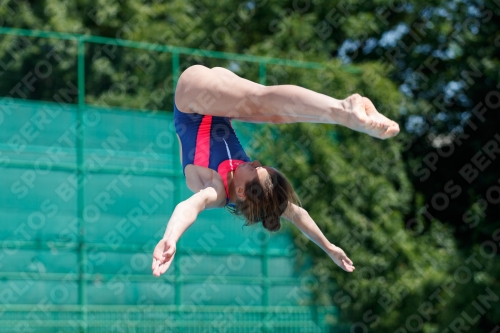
[343,94,400,139]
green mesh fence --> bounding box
[0,28,346,332]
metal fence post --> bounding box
[171,52,182,308]
[259,54,268,326]
[172,52,180,92]
[259,63,266,86]
[77,37,87,333]
[262,236,270,333]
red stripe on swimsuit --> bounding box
[194,115,212,168]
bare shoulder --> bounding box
[184,165,227,209]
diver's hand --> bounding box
[327,245,355,272]
[152,238,176,277]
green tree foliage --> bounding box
[1,0,497,332]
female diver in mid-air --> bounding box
[152,65,400,276]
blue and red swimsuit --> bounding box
[174,103,251,206]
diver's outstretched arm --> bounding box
[152,186,219,277]
[175,65,399,140]
[281,202,355,273]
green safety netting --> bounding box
[0,99,340,332]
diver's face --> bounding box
[233,160,272,200]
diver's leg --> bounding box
[175,65,399,139]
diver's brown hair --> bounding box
[226,168,301,232]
